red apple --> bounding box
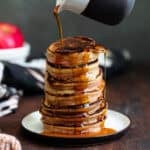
[0,23,24,49]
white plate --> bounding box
[22,109,131,142]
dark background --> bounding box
[0,0,149,62]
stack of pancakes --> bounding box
[40,36,107,135]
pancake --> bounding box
[44,91,104,107]
[46,59,99,80]
[40,99,106,115]
[43,121,104,135]
[47,36,105,67]
[45,77,105,95]
[45,73,103,92]
[41,108,107,127]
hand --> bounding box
[0,134,22,150]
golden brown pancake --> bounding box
[47,36,105,67]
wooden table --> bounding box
[0,64,150,150]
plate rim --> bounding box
[21,109,131,140]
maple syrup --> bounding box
[53,5,63,45]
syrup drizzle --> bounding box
[53,5,64,46]
[104,50,107,99]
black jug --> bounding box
[56,0,135,25]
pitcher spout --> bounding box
[56,0,90,14]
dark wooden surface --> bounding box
[0,64,150,150]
